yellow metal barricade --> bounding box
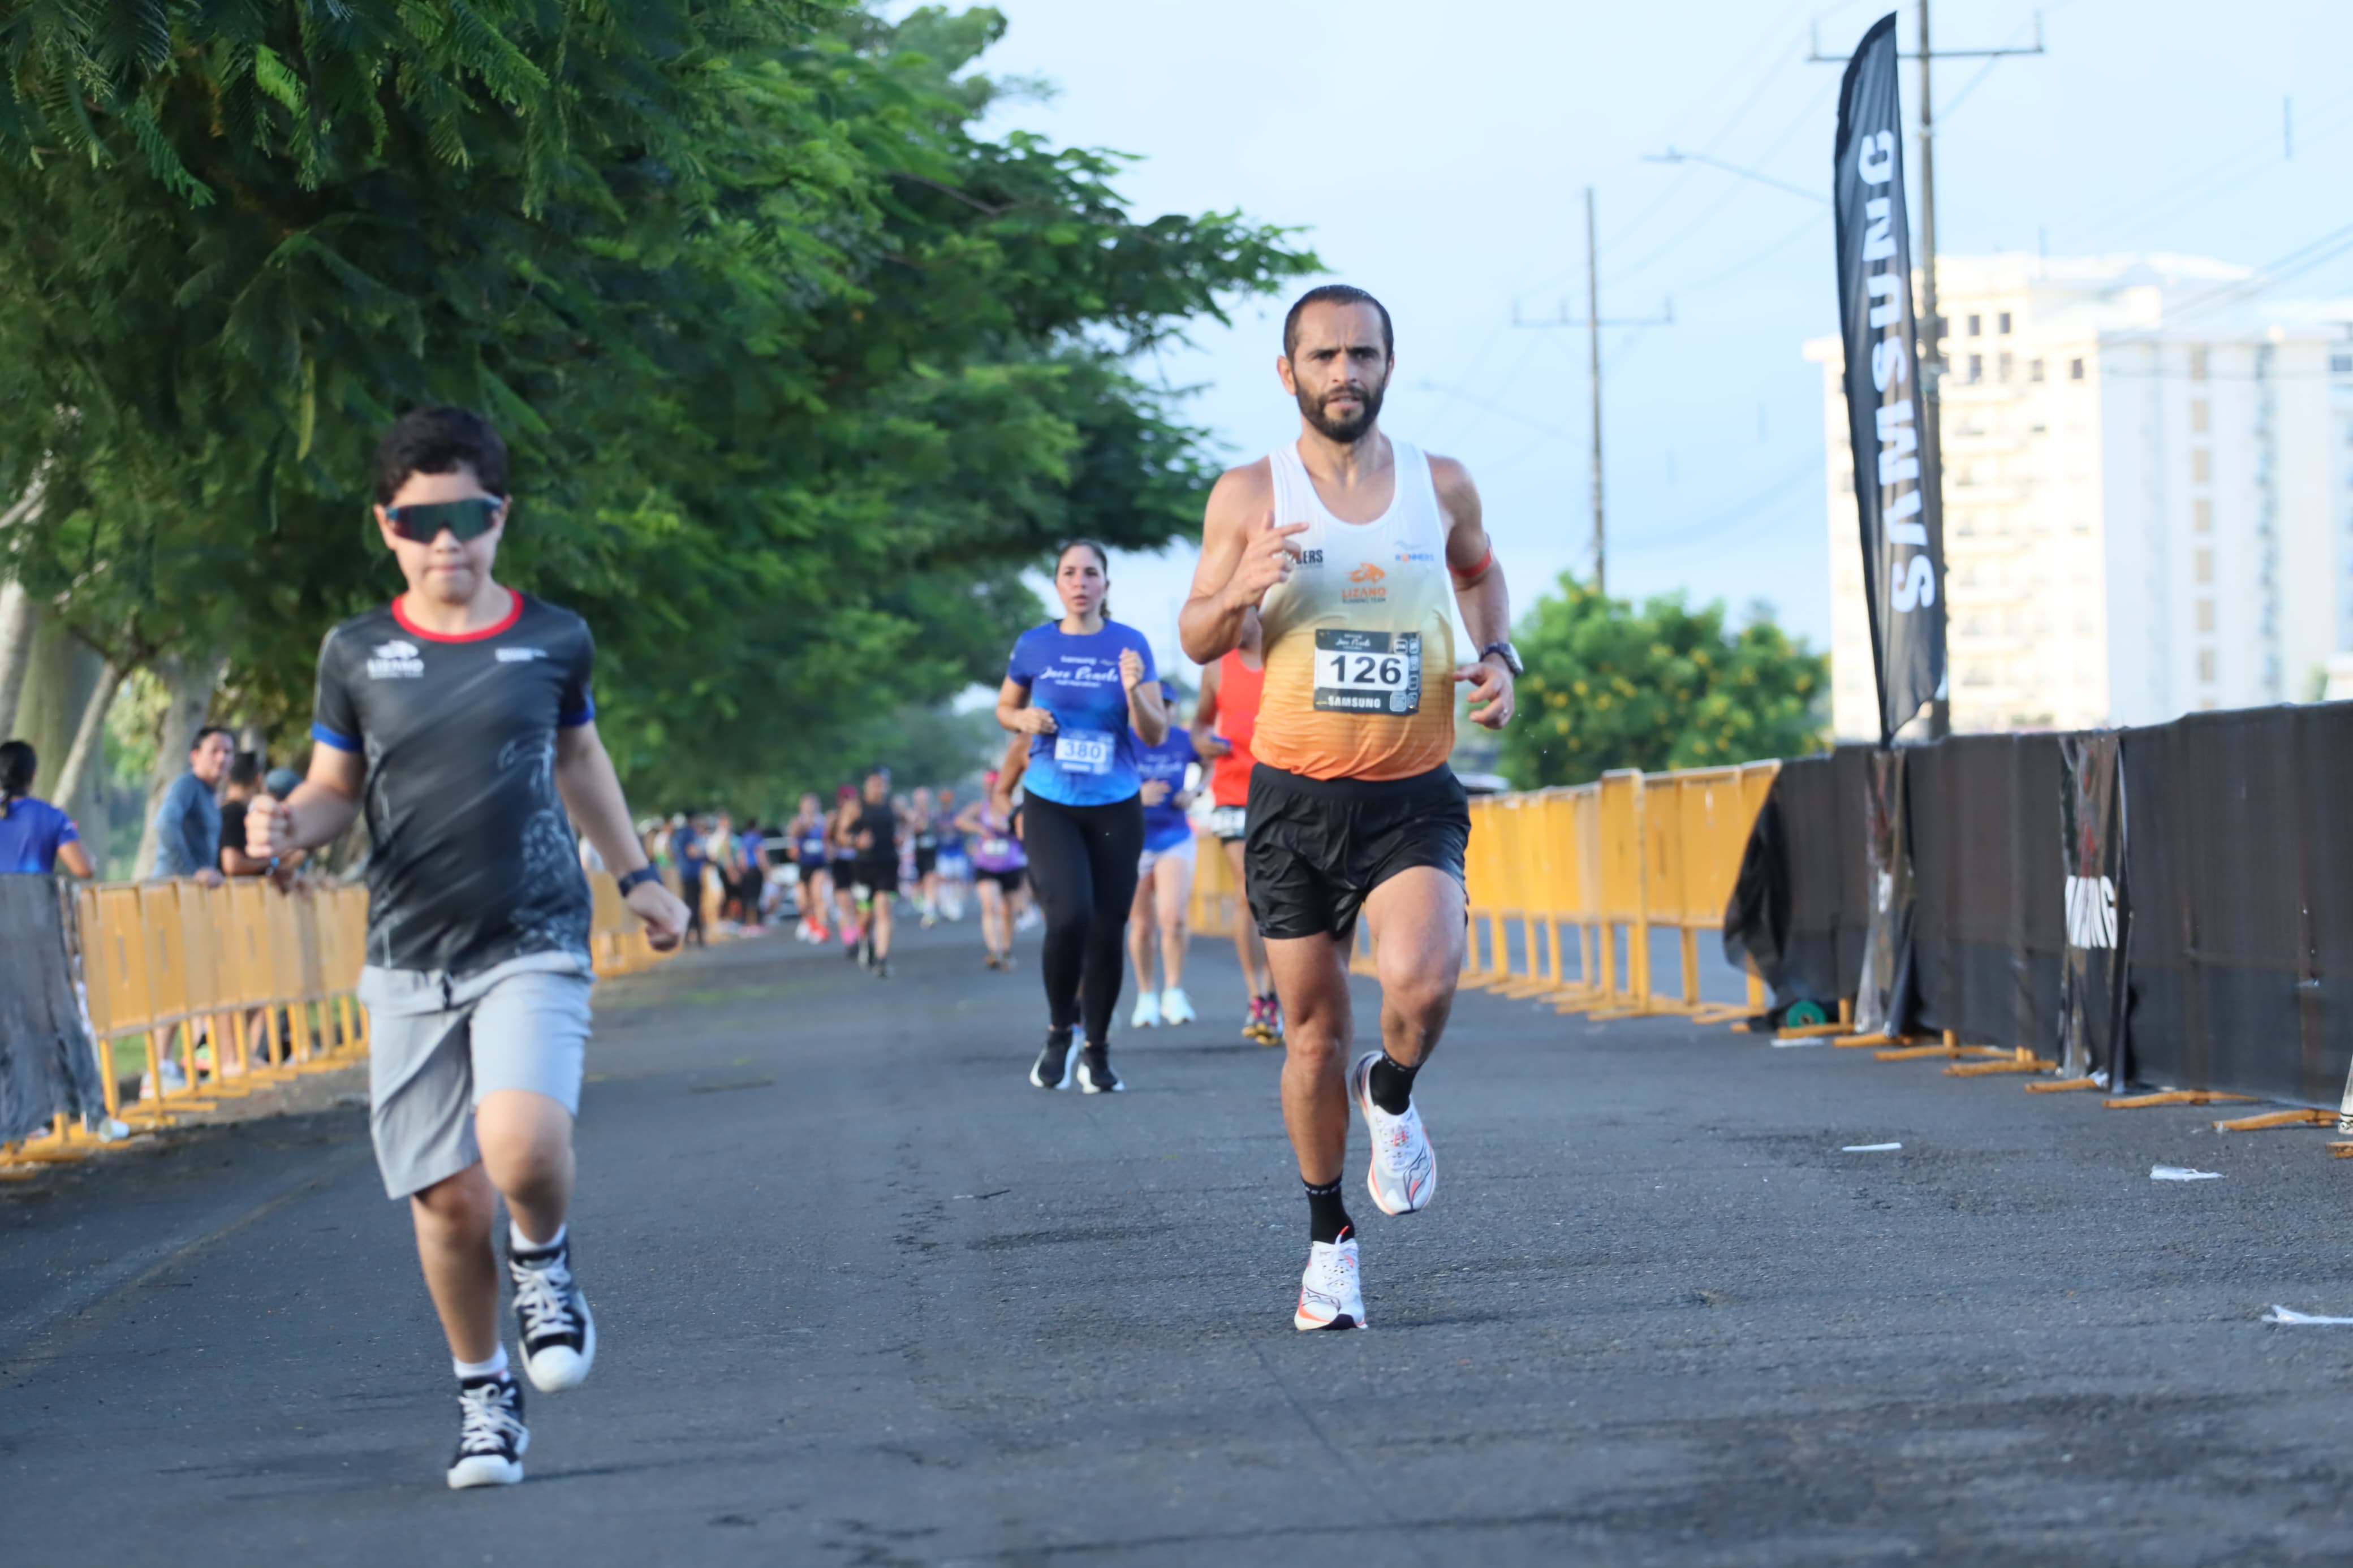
[64,878,376,1134]
[1188,828,1240,940]
[585,869,679,977]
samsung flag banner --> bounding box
[1833,14,1945,742]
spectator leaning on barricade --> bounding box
[0,739,95,877]
[218,753,307,884]
[151,724,233,885]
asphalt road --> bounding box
[8,917,2353,1566]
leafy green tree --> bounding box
[0,2,1313,808]
[1499,576,1826,788]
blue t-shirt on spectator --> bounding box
[1135,728,1199,853]
[0,796,80,874]
[1007,620,1157,808]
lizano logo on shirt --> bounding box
[367,640,425,679]
[1342,561,1387,603]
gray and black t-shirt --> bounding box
[312,591,597,977]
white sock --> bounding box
[510,1220,566,1254]
[455,1345,510,1381]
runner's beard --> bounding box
[1298,379,1385,443]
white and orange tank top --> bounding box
[1253,438,1455,783]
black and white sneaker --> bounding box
[1029,1027,1076,1090]
[1077,1043,1123,1094]
[510,1237,597,1393]
[447,1373,528,1489]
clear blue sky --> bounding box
[921,0,2353,667]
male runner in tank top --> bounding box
[1180,284,1518,1331]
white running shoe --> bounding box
[1158,987,1196,1026]
[1294,1231,1365,1330]
[1350,1052,1437,1216]
[1130,991,1161,1029]
[447,1375,528,1488]
[510,1239,596,1393]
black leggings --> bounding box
[1021,792,1144,1046]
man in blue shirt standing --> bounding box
[150,725,233,884]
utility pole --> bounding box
[1585,187,1605,595]
[1813,6,2042,738]
[1513,187,1672,597]
[1915,0,1948,737]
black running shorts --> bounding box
[851,858,899,896]
[1243,763,1469,943]
[913,846,939,878]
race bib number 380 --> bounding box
[1052,728,1116,774]
[1313,629,1421,716]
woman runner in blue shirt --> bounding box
[995,540,1169,1092]
[0,740,94,878]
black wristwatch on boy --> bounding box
[616,865,662,897]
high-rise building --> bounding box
[1808,253,2353,738]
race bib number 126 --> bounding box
[1313,629,1421,716]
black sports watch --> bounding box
[1479,641,1524,678]
[616,865,662,897]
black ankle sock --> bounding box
[1367,1052,1419,1115]
[1304,1177,1353,1245]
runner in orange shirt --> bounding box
[1191,615,1281,1044]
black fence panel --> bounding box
[1724,703,2353,1103]
[2122,705,2353,1107]
[1906,734,2065,1049]
[1725,746,1872,1009]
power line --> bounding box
[1617,456,1823,555]
[1640,147,1829,205]
[1600,74,1839,293]
[1589,18,1817,264]
[1661,209,1828,298]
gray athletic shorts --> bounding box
[359,952,596,1200]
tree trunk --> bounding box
[0,470,48,738]
[14,623,109,865]
[133,649,226,881]
[50,658,123,823]
[0,578,35,737]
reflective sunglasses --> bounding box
[383,496,504,543]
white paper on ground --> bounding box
[1770,1038,1825,1048]
[2262,1306,2353,1325]
[1842,1142,1902,1152]
[2151,1165,2223,1181]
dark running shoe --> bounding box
[1077,1043,1123,1094]
[510,1236,597,1393]
[447,1374,528,1489]
[1030,1028,1076,1090]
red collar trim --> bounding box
[391,589,523,643]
